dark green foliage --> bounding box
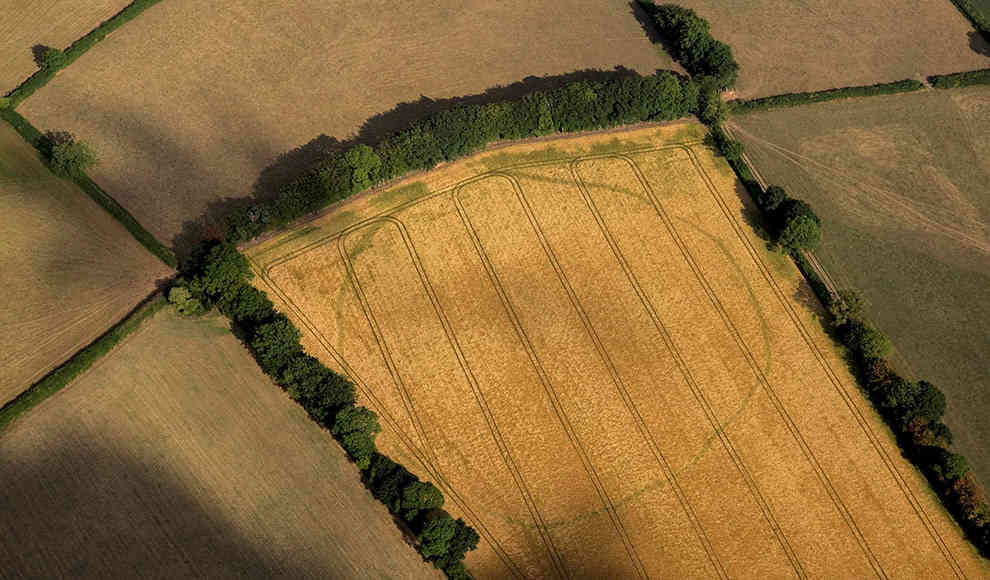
[758,185,787,212]
[0,296,166,432]
[365,453,416,513]
[1,110,176,267]
[5,0,165,108]
[167,285,204,316]
[923,447,971,482]
[418,512,457,559]
[827,289,867,327]
[280,354,355,424]
[728,80,925,115]
[435,518,480,570]
[225,71,698,243]
[946,0,990,39]
[929,69,990,89]
[216,284,274,325]
[401,481,445,521]
[39,48,66,71]
[249,313,302,375]
[42,131,98,177]
[775,197,821,251]
[190,242,253,299]
[639,2,739,90]
[332,406,381,470]
[841,319,892,360]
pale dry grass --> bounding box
[0,123,170,404]
[20,0,675,251]
[0,309,442,579]
[676,0,989,98]
[247,124,989,578]
[0,0,131,92]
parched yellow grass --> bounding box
[0,123,170,404]
[0,0,131,92]
[0,308,442,579]
[675,0,989,98]
[247,123,989,579]
[20,0,676,250]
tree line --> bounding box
[223,71,700,242]
[170,242,478,579]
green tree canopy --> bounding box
[401,481,445,521]
[775,198,822,251]
[249,313,302,374]
[43,131,98,177]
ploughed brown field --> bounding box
[0,122,170,404]
[730,86,990,483]
[675,0,989,99]
[19,0,677,255]
[246,124,989,579]
[0,308,442,579]
[0,0,131,92]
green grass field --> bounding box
[731,86,990,481]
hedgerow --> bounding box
[224,71,699,242]
[728,79,925,115]
[5,0,164,107]
[174,242,479,576]
[947,0,990,39]
[929,68,990,89]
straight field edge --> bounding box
[0,292,168,433]
[0,108,178,268]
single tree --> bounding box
[332,406,381,469]
[775,198,822,251]
[418,512,457,559]
[841,319,892,359]
[401,481,445,521]
[828,289,868,326]
[167,285,203,316]
[39,47,66,70]
[43,131,98,177]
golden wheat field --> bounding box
[19,0,676,255]
[0,308,442,579]
[0,0,132,92]
[245,124,989,579]
[0,123,170,404]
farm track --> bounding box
[250,142,968,578]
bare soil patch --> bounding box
[247,124,989,578]
[0,308,442,579]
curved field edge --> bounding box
[245,124,989,577]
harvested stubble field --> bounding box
[0,0,131,92]
[674,0,988,99]
[246,124,988,579]
[0,308,441,579]
[731,86,990,483]
[19,0,677,255]
[0,122,170,404]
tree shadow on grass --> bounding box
[31,44,53,67]
[969,30,990,57]
[628,1,679,61]
[173,67,643,264]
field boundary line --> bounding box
[249,259,526,579]
[568,155,804,578]
[684,141,969,576]
[492,169,725,578]
[341,216,568,578]
[453,176,649,579]
[614,149,888,578]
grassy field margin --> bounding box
[0,293,167,432]
[2,0,164,108]
[0,108,177,267]
[727,79,926,114]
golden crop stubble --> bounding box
[635,148,969,578]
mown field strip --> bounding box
[644,147,967,578]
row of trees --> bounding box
[224,71,700,242]
[169,242,478,578]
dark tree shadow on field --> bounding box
[31,44,54,67]
[628,1,678,59]
[0,427,318,578]
[175,67,648,264]
[969,31,990,57]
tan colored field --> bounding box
[675,0,989,98]
[0,123,170,404]
[246,123,989,579]
[0,308,442,579]
[20,0,676,255]
[0,0,131,92]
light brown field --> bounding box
[0,308,442,579]
[246,124,989,579]
[675,0,989,98]
[0,122,170,404]
[0,0,131,92]
[19,0,676,255]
